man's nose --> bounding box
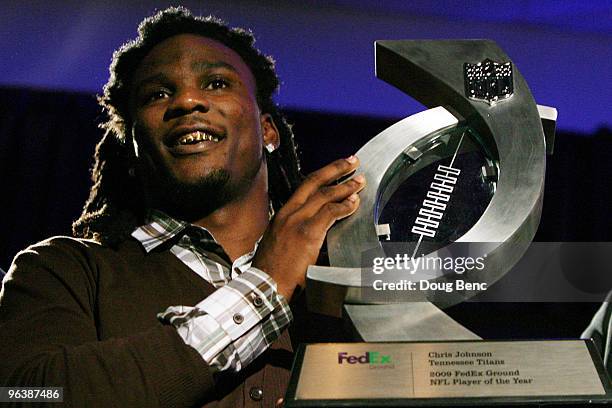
[164,88,210,121]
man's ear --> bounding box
[260,113,280,151]
[130,122,141,158]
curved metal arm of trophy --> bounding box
[306,40,556,341]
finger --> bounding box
[284,156,360,211]
[306,193,361,234]
[297,174,366,219]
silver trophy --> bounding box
[285,40,611,407]
[308,39,555,340]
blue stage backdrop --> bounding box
[1,1,611,133]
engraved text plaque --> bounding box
[285,340,611,406]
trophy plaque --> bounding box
[285,39,612,406]
[285,340,610,407]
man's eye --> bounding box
[204,78,229,90]
[146,90,170,102]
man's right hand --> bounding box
[252,156,365,300]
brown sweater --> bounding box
[0,236,293,407]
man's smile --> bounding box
[177,131,220,145]
[165,124,226,156]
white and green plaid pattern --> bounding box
[132,210,292,372]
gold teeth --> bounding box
[177,131,219,145]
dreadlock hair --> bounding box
[72,6,303,246]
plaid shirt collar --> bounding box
[131,209,218,253]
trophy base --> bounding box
[284,340,611,407]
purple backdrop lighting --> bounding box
[1,0,611,133]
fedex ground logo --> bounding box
[337,351,395,369]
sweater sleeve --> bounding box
[0,238,214,408]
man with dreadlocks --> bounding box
[0,7,365,408]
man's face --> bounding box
[129,34,277,218]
